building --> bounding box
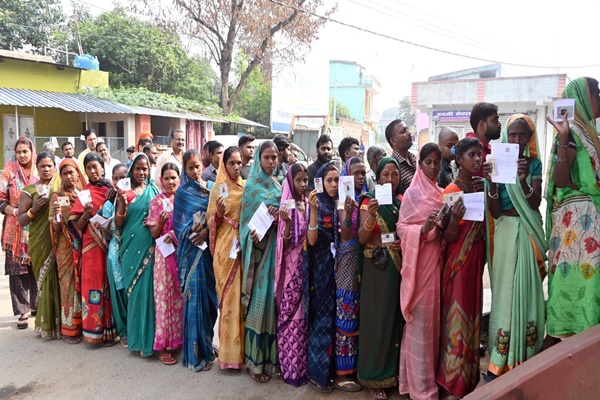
[411,64,567,171]
[329,60,380,146]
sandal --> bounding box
[120,336,128,348]
[63,336,82,344]
[157,352,177,365]
[371,388,387,400]
[333,378,362,392]
[200,364,212,371]
[17,315,28,330]
[309,379,334,393]
[246,367,270,383]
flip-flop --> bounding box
[246,368,270,383]
[63,336,82,345]
[309,379,334,393]
[17,316,28,330]
[370,388,387,400]
[121,336,128,348]
[157,353,177,365]
[333,379,362,392]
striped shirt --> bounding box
[392,150,417,195]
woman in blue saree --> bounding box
[115,153,159,357]
[174,149,218,372]
[240,141,282,383]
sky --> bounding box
[61,0,600,114]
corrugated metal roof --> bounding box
[125,104,224,122]
[0,88,131,113]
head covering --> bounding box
[127,152,153,185]
[56,158,85,199]
[278,164,307,250]
[137,132,153,143]
[315,162,339,231]
[504,114,539,159]
[83,151,112,189]
[376,156,403,199]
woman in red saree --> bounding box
[70,152,118,345]
[436,138,486,399]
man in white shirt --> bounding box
[155,129,185,190]
[78,129,98,182]
[61,141,75,161]
[96,141,121,179]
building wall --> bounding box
[332,86,366,123]
[0,58,81,92]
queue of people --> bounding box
[1,76,600,399]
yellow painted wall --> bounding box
[0,105,81,167]
[0,58,81,92]
[79,70,109,89]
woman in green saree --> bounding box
[17,152,58,339]
[356,157,403,400]
[116,153,160,356]
[483,114,547,379]
[19,152,61,339]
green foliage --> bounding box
[231,54,272,134]
[0,0,64,53]
[329,97,355,122]
[382,96,415,126]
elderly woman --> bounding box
[397,143,445,400]
[545,77,600,344]
[1,137,38,329]
[18,152,58,339]
[357,157,403,400]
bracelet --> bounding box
[487,187,499,199]
[283,232,292,240]
[343,219,352,228]
[446,224,458,234]
[364,218,375,231]
[27,209,36,219]
[116,211,127,218]
[13,208,18,217]
[524,185,534,199]
[555,155,567,163]
[308,224,318,231]
[556,143,570,149]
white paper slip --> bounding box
[554,98,575,122]
[462,192,485,221]
[189,232,207,249]
[193,211,207,227]
[443,191,463,206]
[199,242,208,250]
[36,184,49,197]
[156,234,176,257]
[77,189,92,206]
[229,236,240,259]
[117,178,131,191]
[314,178,324,193]
[69,137,76,147]
[490,143,519,184]
[330,242,337,258]
[220,183,229,198]
[90,214,111,229]
[162,198,173,213]
[283,199,295,210]
[57,196,70,207]
[80,135,86,141]
[338,176,355,202]
[381,232,395,244]
[375,183,393,205]
[248,202,274,241]
[51,137,59,148]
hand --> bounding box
[31,195,47,214]
[472,177,484,192]
[280,205,291,222]
[83,202,94,216]
[105,188,117,200]
[216,196,227,218]
[307,190,318,208]
[250,229,260,244]
[450,198,466,221]
[343,195,356,214]
[190,228,208,246]
[158,210,169,226]
[367,198,379,218]
[482,161,494,182]
[50,200,61,217]
[93,222,102,230]
[387,239,402,252]
[163,235,173,244]
[547,114,570,140]
[422,212,438,234]
[517,158,529,182]
[192,221,203,233]
[117,189,128,206]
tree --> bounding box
[329,97,354,122]
[382,96,415,127]
[54,8,218,102]
[135,0,336,133]
[0,0,64,53]
[232,53,272,134]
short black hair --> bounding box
[419,142,441,162]
[273,134,291,152]
[385,119,403,145]
[95,141,107,151]
[61,141,73,150]
[338,137,360,162]
[84,129,96,139]
[223,146,241,165]
[454,137,482,160]
[238,134,255,147]
[36,151,55,166]
[113,163,127,175]
[143,144,157,154]
[126,146,135,153]
[203,140,217,151]
[137,137,152,148]
[170,129,184,139]
[161,162,180,176]
[208,141,223,155]
[316,134,332,149]
[470,102,498,132]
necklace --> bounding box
[454,178,473,193]
[133,184,146,195]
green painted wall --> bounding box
[0,58,81,92]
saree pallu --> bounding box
[23,185,60,339]
[488,215,544,375]
[120,184,159,356]
[50,192,81,338]
[147,193,182,352]
[101,201,127,339]
[304,226,335,388]
[335,237,360,376]
[174,178,218,371]
[547,196,600,336]
[436,220,485,398]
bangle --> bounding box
[283,232,291,240]
[487,187,499,199]
[13,209,18,217]
[364,218,375,231]
[447,224,458,235]
[216,213,223,221]
[308,224,318,231]
[27,209,36,219]
[117,211,127,218]
[524,185,534,199]
[555,155,567,163]
[343,219,352,228]
[556,143,570,149]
